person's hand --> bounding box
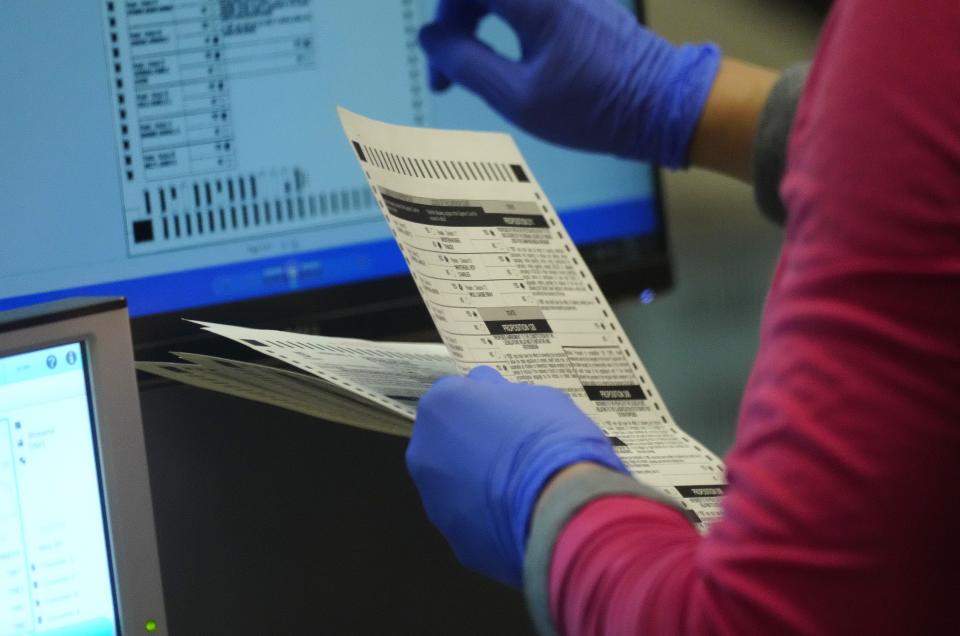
[406,366,629,587]
[419,0,721,168]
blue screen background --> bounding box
[0,1,655,317]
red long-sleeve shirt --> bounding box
[545,1,960,633]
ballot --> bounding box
[139,109,726,525]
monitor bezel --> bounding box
[0,297,168,636]
[130,192,671,357]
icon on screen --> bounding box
[66,350,77,365]
[46,355,57,369]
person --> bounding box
[406,0,960,634]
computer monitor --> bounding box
[0,297,167,636]
[0,1,667,350]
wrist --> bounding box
[511,440,628,553]
[688,57,779,181]
[537,462,602,507]
[657,42,724,169]
[626,40,722,167]
[530,461,628,529]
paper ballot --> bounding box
[139,326,456,436]
[138,109,726,524]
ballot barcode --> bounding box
[352,140,529,183]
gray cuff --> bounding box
[523,466,685,636]
[752,62,811,225]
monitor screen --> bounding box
[0,342,118,636]
[0,1,662,320]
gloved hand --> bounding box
[406,366,629,588]
[419,0,721,168]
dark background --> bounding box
[142,383,536,635]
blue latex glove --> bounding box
[420,0,721,168]
[406,366,629,588]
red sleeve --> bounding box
[549,1,960,633]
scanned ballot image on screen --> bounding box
[140,108,726,526]
[105,0,423,254]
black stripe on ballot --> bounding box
[583,385,647,401]
[381,194,548,228]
